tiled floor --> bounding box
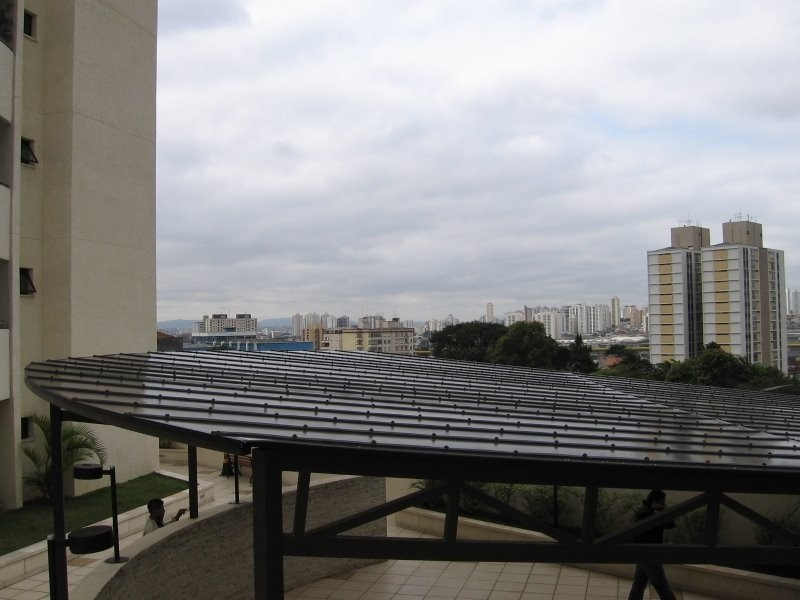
[285,558,719,600]
[0,462,720,600]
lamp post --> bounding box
[73,463,128,563]
[47,526,115,600]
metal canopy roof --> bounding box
[28,351,800,598]
[25,350,800,480]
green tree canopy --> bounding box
[566,334,597,373]
[430,322,508,362]
[487,321,568,369]
[658,342,800,392]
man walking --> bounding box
[627,489,676,600]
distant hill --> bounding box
[157,317,292,330]
[157,319,197,330]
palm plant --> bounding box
[21,413,108,502]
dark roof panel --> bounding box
[25,351,800,474]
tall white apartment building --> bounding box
[568,304,586,335]
[567,303,610,335]
[790,289,800,315]
[648,221,787,372]
[0,1,159,509]
[505,310,525,326]
[425,319,443,333]
[610,296,621,327]
[533,311,563,339]
[586,304,611,334]
[486,302,494,323]
[292,313,305,337]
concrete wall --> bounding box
[2,0,159,509]
[73,475,386,600]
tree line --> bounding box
[430,322,800,393]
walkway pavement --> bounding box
[0,461,720,600]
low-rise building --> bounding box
[192,313,258,344]
[322,320,416,354]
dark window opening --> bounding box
[21,417,32,439]
[21,138,39,165]
[23,11,36,38]
[20,267,36,295]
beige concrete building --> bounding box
[0,1,159,509]
[322,325,416,354]
[648,221,788,373]
[302,324,324,350]
[647,226,708,364]
[192,312,258,343]
[701,221,787,371]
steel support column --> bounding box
[444,485,460,542]
[188,445,198,518]
[705,490,721,547]
[49,404,68,600]
[253,447,284,599]
[233,454,240,504]
[293,471,311,537]
[582,485,598,542]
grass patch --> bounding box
[0,473,187,555]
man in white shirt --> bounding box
[142,498,187,535]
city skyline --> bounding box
[160,296,650,328]
[156,2,800,323]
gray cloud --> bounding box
[158,0,249,34]
[156,1,800,322]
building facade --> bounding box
[192,313,258,344]
[648,221,787,372]
[533,310,563,339]
[610,296,621,327]
[322,326,415,354]
[791,289,800,315]
[505,310,525,327]
[0,1,159,509]
[647,225,708,364]
[701,221,787,371]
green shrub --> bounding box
[756,501,800,545]
[594,489,641,536]
[485,482,516,506]
[519,484,581,526]
[671,508,708,544]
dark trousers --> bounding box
[628,564,676,600]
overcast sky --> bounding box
[155,1,800,323]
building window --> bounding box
[20,267,36,295]
[23,11,37,39]
[21,417,32,440]
[21,138,39,165]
